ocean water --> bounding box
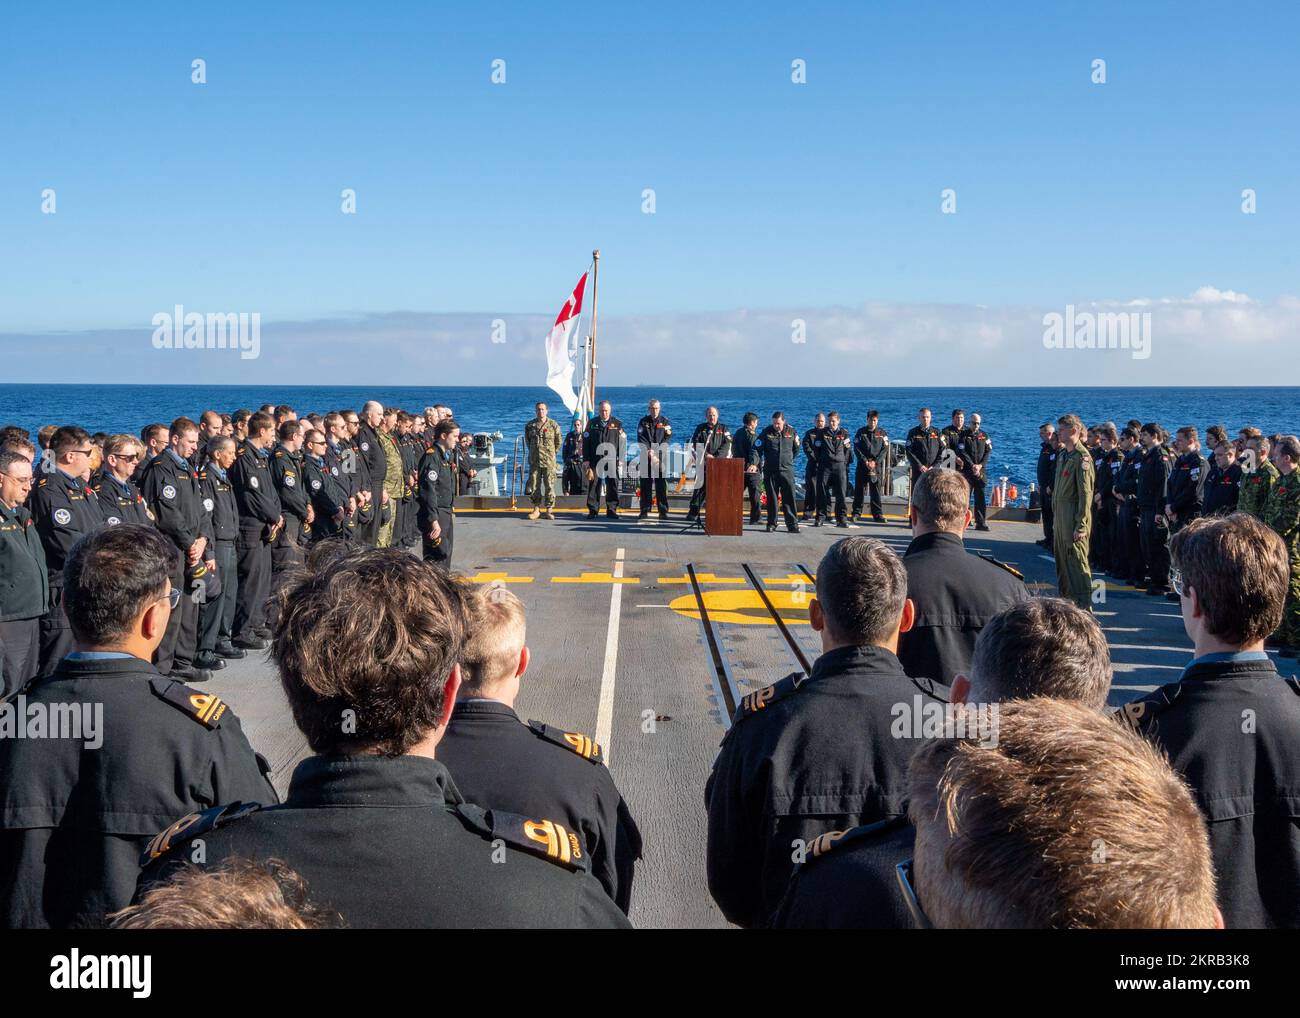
[3,384,1297,497]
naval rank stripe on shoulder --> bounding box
[524,818,582,865]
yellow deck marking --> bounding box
[669,588,812,626]
[552,572,640,584]
[657,574,745,585]
[464,571,534,584]
[760,573,816,586]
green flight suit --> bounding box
[1263,468,1300,646]
[1053,441,1095,609]
[525,417,562,509]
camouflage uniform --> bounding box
[525,417,562,513]
[1237,457,1279,520]
[1052,440,1095,609]
[376,428,405,548]
[1264,468,1300,647]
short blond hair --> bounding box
[912,468,970,532]
[459,581,526,694]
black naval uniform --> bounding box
[1091,446,1123,571]
[636,413,673,519]
[1036,440,1058,544]
[905,424,944,490]
[686,420,732,519]
[0,499,48,697]
[355,421,387,547]
[141,450,210,676]
[0,653,276,928]
[1136,442,1173,591]
[438,700,643,913]
[134,754,631,929]
[29,469,106,677]
[91,470,156,528]
[1114,445,1143,583]
[417,443,457,569]
[1167,448,1209,534]
[325,437,359,538]
[816,424,852,525]
[583,415,625,516]
[959,426,993,528]
[270,445,308,575]
[230,441,282,642]
[731,425,763,524]
[704,645,949,928]
[800,427,820,519]
[197,463,239,657]
[1119,653,1300,928]
[852,424,890,521]
[1203,460,1243,516]
[896,531,1030,685]
[771,815,917,929]
[758,421,800,531]
[562,428,585,495]
[303,452,349,544]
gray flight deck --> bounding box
[200,504,1300,929]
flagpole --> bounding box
[589,249,600,412]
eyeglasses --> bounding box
[895,859,933,929]
[0,471,34,487]
[72,448,94,457]
[1170,568,1186,598]
[156,588,182,610]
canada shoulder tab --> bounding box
[139,801,263,867]
[800,815,909,869]
[733,671,804,724]
[977,552,1024,580]
[526,720,604,764]
[910,675,951,702]
[453,803,590,872]
[149,676,229,729]
[1114,682,1182,733]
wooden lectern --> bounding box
[704,458,744,536]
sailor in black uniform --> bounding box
[685,406,731,522]
[905,408,944,491]
[583,401,625,519]
[636,399,672,520]
[0,525,275,929]
[851,410,889,523]
[758,412,801,533]
[731,413,763,525]
[417,419,460,570]
[29,426,105,677]
[229,412,283,649]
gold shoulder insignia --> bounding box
[149,676,228,728]
[808,829,846,858]
[139,801,263,867]
[1114,683,1182,732]
[734,672,804,723]
[527,720,603,763]
[978,552,1024,580]
[453,804,590,872]
[800,816,911,868]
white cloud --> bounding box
[2,288,1295,386]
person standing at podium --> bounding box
[685,407,732,523]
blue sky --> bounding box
[1,1,1296,384]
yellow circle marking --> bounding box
[669,588,811,626]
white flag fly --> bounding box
[544,270,588,414]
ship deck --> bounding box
[204,502,1299,928]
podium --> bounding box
[704,458,744,536]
